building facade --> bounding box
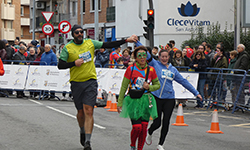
[0,0,32,44]
[116,0,235,49]
[77,0,116,42]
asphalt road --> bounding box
[0,96,250,150]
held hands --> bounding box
[197,94,202,101]
[143,82,150,90]
[126,34,138,43]
[194,64,198,68]
[75,58,84,67]
[117,106,122,113]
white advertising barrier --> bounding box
[96,68,125,94]
[26,66,71,92]
[173,72,199,99]
[1,65,199,98]
[96,68,199,98]
[0,65,28,89]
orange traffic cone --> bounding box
[95,89,102,108]
[108,93,117,112]
[172,103,188,126]
[97,89,102,99]
[104,91,112,109]
[206,109,224,134]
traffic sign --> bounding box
[58,20,72,34]
[42,23,54,35]
[41,12,54,22]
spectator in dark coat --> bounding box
[12,46,27,64]
[189,51,208,108]
[232,44,250,105]
[2,39,14,61]
[12,46,27,98]
[95,48,109,67]
[0,40,7,61]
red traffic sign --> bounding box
[58,20,72,34]
[42,23,54,35]
[41,12,54,22]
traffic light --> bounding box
[54,2,58,15]
[143,20,149,40]
[147,9,154,29]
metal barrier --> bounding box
[1,61,249,113]
[2,60,48,65]
[95,63,102,68]
[104,64,125,68]
[175,66,250,113]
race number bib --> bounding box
[162,69,174,81]
[79,51,92,63]
[135,77,145,88]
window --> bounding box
[5,20,13,29]
[21,28,24,37]
[21,6,24,16]
[91,0,101,11]
[72,1,76,16]
[6,0,12,4]
[82,0,85,13]
[108,0,115,7]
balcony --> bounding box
[106,6,115,22]
[1,28,15,41]
[21,18,30,26]
[1,3,15,20]
[21,0,30,5]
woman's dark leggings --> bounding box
[148,96,175,145]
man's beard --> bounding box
[74,35,83,44]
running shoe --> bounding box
[84,141,91,150]
[80,132,85,147]
[157,145,165,150]
[145,133,152,145]
[130,146,136,150]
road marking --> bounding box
[229,123,250,128]
[29,99,106,129]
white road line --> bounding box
[29,99,106,129]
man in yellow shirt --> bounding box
[58,24,138,150]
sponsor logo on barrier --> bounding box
[4,69,10,74]
[44,80,57,87]
[13,79,21,86]
[0,81,8,85]
[97,81,103,89]
[31,68,41,76]
[111,71,122,80]
[97,70,105,78]
[29,79,38,87]
[109,83,119,91]
[62,80,70,88]
[15,68,24,75]
[64,71,70,77]
[44,81,48,86]
[46,69,59,76]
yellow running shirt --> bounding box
[59,39,103,82]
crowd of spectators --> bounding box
[94,40,250,108]
[1,38,249,107]
[0,39,62,99]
